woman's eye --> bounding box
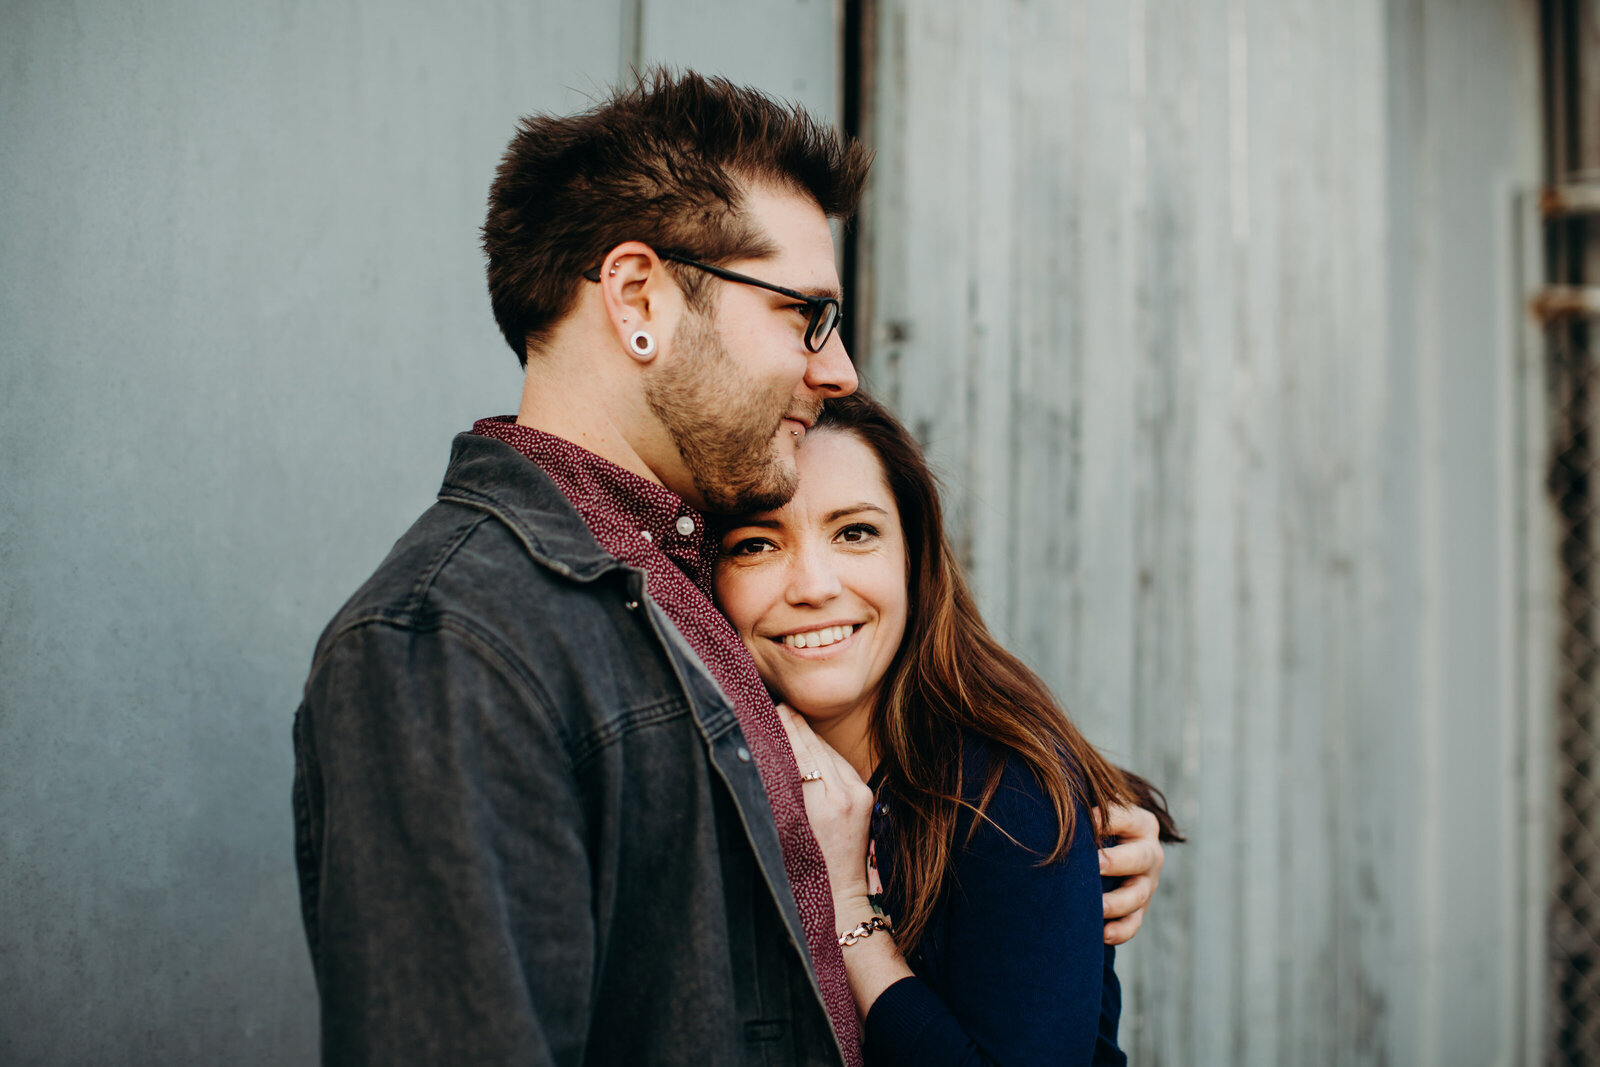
[836,523,880,544]
[722,537,774,557]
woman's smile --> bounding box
[772,622,863,651]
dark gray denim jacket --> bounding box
[292,432,845,1066]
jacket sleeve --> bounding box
[861,759,1114,1066]
[293,618,593,1066]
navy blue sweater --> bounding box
[862,740,1125,1066]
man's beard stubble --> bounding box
[644,309,810,515]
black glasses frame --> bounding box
[582,253,842,353]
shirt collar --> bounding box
[471,417,716,584]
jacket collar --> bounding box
[437,432,620,583]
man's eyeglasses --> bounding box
[582,253,843,353]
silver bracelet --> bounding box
[838,915,893,947]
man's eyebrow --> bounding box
[756,281,841,301]
[797,284,843,301]
[824,504,888,523]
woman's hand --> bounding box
[776,704,876,906]
[777,703,912,1019]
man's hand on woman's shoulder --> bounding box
[1093,803,1165,946]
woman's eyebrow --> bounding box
[727,516,782,530]
[824,504,889,523]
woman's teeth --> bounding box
[781,625,854,649]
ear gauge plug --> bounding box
[629,331,657,357]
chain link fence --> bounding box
[1548,313,1600,1065]
[1541,4,1599,1059]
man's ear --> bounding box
[596,242,682,364]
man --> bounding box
[292,71,1164,1065]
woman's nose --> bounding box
[784,546,842,606]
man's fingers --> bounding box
[1096,798,1165,947]
[1093,802,1158,841]
[1103,908,1146,946]
[1098,836,1163,879]
[1101,874,1153,920]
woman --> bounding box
[714,392,1180,1066]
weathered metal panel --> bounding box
[1512,184,1555,1067]
[639,0,841,125]
[859,0,1540,1062]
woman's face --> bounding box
[713,429,909,728]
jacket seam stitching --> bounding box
[403,512,489,614]
[567,695,694,772]
[319,610,700,767]
[328,611,576,762]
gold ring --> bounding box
[799,770,824,783]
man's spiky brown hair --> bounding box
[483,69,871,366]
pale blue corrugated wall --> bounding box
[0,2,837,1061]
[855,1,1542,1064]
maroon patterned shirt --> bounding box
[472,417,862,1064]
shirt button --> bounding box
[736,746,752,763]
[640,530,653,542]
[675,515,696,537]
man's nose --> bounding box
[804,331,858,397]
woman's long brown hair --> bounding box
[813,392,1183,951]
